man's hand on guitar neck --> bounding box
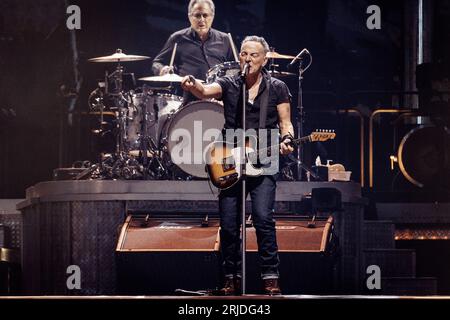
[280,133,295,156]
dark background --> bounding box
[0,0,449,198]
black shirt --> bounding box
[216,70,291,130]
[152,27,235,104]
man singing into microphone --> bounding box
[181,36,294,295]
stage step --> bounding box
[363,249,416,277]
[364,277,437,296]
[363,220,395,249]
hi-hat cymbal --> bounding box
[88,49,150,63]
[139,73,184,82]
[139,73,204,83]
[268,70,296,78]
[266,51,296,59]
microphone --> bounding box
[242,63,250,77]
[287,48,309,68]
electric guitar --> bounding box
[205,130,336,190]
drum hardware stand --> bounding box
[74,163,100,180]
[268,48,278,75]
[139,92,151,179]
[136,89,169,180]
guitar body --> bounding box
[205,141,264,190]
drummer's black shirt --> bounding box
[152,27,234,103]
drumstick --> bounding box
[169,43,178,70]
[227,33,239,62]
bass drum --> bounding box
[398,125,450,188]
[160,100,225,178]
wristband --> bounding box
[281,134,293,143]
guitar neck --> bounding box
[248,135,311,160]
[267,135,310,154]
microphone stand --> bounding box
[296,58,306,180]
[240,64,249,295]
[288,51,315,181]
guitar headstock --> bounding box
[309,130,336,142]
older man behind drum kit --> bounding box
[151,0,235,105]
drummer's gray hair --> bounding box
[241,36,270,54]
[188,0,215,16]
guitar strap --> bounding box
[259,72,271,129]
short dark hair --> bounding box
[188,0,215,16]
[241,36,270,54]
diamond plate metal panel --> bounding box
[0,213,22,249]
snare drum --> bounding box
[206,61,241,84]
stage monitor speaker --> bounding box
[116,215,221,295]
[245,217,334,252]
[116,215,336,295]
[242,216,336,294]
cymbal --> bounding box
[88,49,150,63]
[139,73,204,83]
[139,73,184,82]
[81,111,117,116]
[268,70,296,78]
[266,51,296,60]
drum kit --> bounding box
[83,48,298,181]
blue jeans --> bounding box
[218,175,280,280]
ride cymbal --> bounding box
[268,70,296,78]
[88,49,150,63]
[266,51,296,59]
